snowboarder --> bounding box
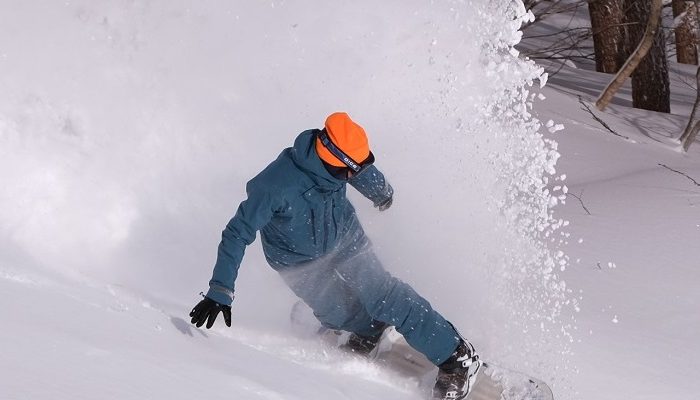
[189,112,482,399]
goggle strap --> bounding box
[317,129,363,173]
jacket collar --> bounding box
[290,130,345,190]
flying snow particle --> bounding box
[548,124,565,133]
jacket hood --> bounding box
[290,130,345,190]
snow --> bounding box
[518,5,700,399]
[1,1,699,400]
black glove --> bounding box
[376,196,393,211]
[189,296,232,329]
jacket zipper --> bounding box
[310,210,317,246]
[330,197,337,246]
[323,201,329,253]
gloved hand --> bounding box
[189,296,232,329]
[376,196,393,211]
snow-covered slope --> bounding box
[2,1,698,400]
[520,8,700,399]
[1,269,430,400]
[537,76,700,399]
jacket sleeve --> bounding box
[206,181,281,305]
[348,164,394,208]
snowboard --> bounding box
[290,301,554,400]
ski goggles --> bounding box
[317,129,374,174]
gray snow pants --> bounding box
[276,222,461,365]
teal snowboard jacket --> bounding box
[206,130,394,305]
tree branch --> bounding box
[596,0,664,111]
[578,96,631,140]
[568,191,592,215]
[659,163,700,187]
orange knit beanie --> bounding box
[316,112,370,167]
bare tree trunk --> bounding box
[679,1,700,151]
[673,0,699,65]
[626,0,671,113]
[680,67,700,151]
[596,0,664,111]
[588,0,627,73]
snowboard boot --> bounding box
[343,321,389,356]
[432,339,482,400]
